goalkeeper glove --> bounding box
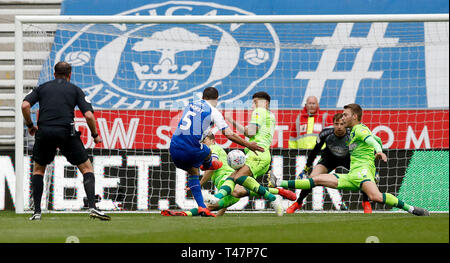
[298,165,312,179]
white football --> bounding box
[227,150,246,170]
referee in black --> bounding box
[21,61,110,221]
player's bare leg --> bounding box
[362,172,379,213]
[311,174,339,188]
[231,184,248,198]
[361,181,429,216]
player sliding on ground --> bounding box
[269,103,430,216]
[169,87,265,217]
[203,92,284,216]
[162,133,296,217]
[283,112,374,214]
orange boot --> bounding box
[286,202,302,214]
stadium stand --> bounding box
[0,0,61,149]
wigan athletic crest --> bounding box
[49,1,280,109]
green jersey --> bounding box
[209,144,235,185]
[248,107,275,150]
[348,123,382,169]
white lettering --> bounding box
[82,84,103,102]
[275,125,289,148]
[0,156,16,210]
[156,125,172,149]
[93,156,121,210]
[53,156,84,210]
[23,156,32,210]
[98,118,139,149]
[127,156,161,210]
[181,247,216,261]
[372,125,394,149]
[405,126,431,149]
[175,168,196,209]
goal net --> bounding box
[14,15,449,213]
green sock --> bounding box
[268,187,279,195]
[249,190,258,197]
[249,187,278,197]
[280,178,315,189]
[218,195,240,209]
[383,193,412,212]
[215,177,235,199]
[235,176,276,202]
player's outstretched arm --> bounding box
[222,127,264,152]
[365,135,387,162]
[224,114,259,138]
[200,170,213,186]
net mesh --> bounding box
[19,19,449,212]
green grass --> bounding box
[0,211,448,243]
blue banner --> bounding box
[40,0,449,109]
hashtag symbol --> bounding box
[296,23,399,107]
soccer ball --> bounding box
[227,150,246,170]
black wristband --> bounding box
[26,122,34,129]
[91,133,98,139]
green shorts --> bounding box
[244,148,271,179]
[334,165,376,191]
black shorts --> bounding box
[31,126,89,166]
[317,152,350,173]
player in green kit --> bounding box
[270,103,429,216]
[202,92,284,216]
[161,133,296,217]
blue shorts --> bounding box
[169,143,211,171]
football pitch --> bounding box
[0,211,448,243]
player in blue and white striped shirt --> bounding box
[170,87,264,217]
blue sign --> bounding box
[39,0,449,109]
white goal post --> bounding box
[14,14,449,214]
